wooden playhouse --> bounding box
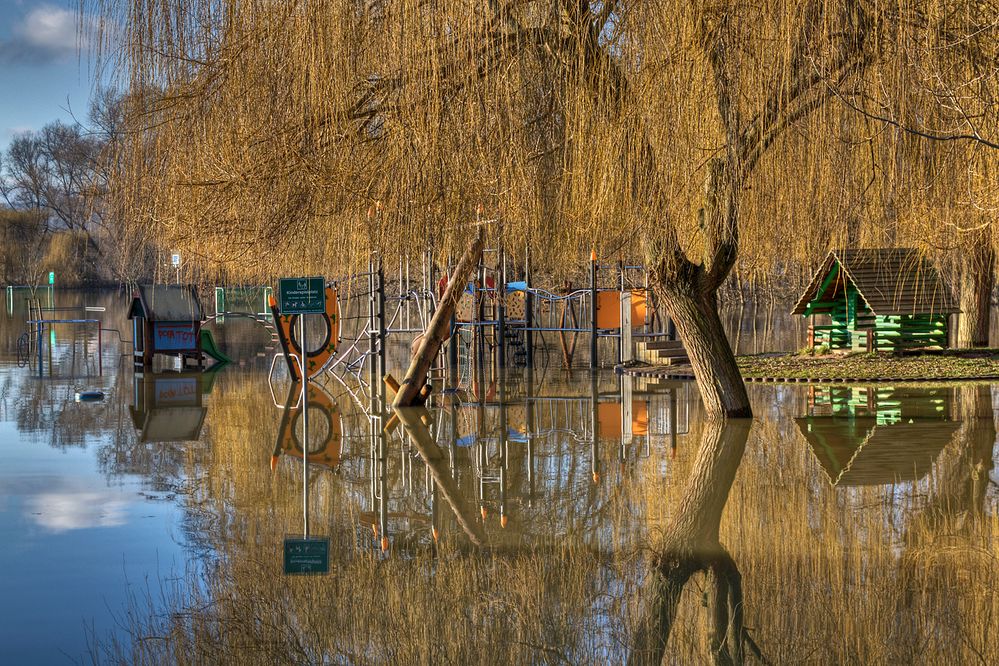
[128,285,205,370]
[792,248,959,351]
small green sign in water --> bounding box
[283,537,329,575]
[278,276,326,314]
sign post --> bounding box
[278,277,327,573]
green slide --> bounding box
[200,329,233,365]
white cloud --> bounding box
[0,5,91,65]
[26,490,129,532]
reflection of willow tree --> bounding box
[893,385,998,660]
[630,419,753,665]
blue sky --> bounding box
[0,0,104,148]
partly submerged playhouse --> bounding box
[128,285,206,370]
[792,249,959,351]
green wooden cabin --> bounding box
[792,249,959,351]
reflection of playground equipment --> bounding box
[269,285,341,381]
[793,249,958,352]
[272,382,343,471]
[358,377,694,550]
[807,385,950,424]
[798,386,957,486]
[129,370,214,441]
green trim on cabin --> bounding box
[803,264,839,317]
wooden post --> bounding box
[394,228,484,408]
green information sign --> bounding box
[48,271,54,285]
[279,276,326,314]
[283,536,330,575]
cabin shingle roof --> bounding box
[128,285,204,321]
[791,248,959,316]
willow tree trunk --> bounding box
[957,241,994,348]
[656,282,751,419]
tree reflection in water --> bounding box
[629,419,755,665]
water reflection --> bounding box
[130,371,214,442]
[796,386,959,486]
[4,292,999,662]
[630,419,753,664]
[272,381,343,472]
[347,373,692,551]
[25,484,129,532]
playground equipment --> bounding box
[6,284,53,314]
[438,249,675,373]
[269,283,341,381]
[212,285,273,322]
[199,329,233,364]
[128,285,207,372]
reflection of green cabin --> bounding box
[797,386,957,486]
[807,385,949,424]
[792,249,959,351]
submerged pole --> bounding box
[590,250,598,369]
[300,314,310,538]
[377,260,387,385]
[525,248,534,368]
[368,257,377,388]
[497,243,506,368]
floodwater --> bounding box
[1,289,998,663]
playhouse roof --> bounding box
[128,285,203,321]
[791,248,959,316]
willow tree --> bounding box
[94,0,971,416]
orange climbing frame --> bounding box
[269,285,341,381]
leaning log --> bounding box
[394,227,485,407]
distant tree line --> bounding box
[0,90,143,287]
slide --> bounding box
[200,329,233,365]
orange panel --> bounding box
[596,291,621,329]
[597,400,649,438]
[596,290,649,330]
[631,290,648,328]
[632,399,649,436]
